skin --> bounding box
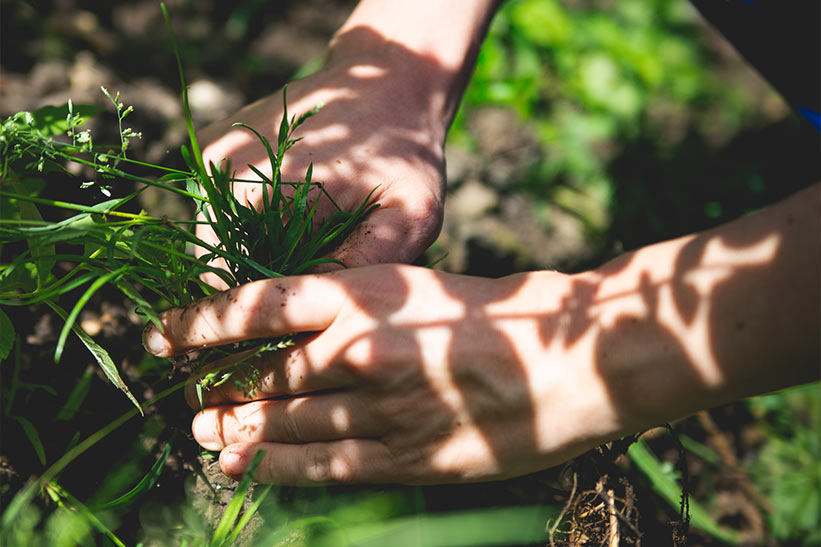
[144,1,820,484]
[196,1,501,281]
[144,184,820,484]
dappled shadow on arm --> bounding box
[591,185,819,433]
[181,185,818,486]
[195,26,461,267]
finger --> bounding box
[325,194,443,269]
[218,440,407,485]
[184,340,348,408]
[191,393,384,450]
[142,274,346,357]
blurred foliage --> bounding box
[746,384,821,544]
[450,0,815,252]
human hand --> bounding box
[195,28,455,282]
[143,265,623,485]
[143,183,820,486]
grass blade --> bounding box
[114,279,162,329]
[91,442,172,511]
[13,416,47,466]
[2,334,21,417]
[1,381,185,531]
[55,368,93,421]
[161,2,206,181]
[47,301,143,415]
[209,449,265,547]
[0,307,14,360]
[53,266,128,363]
[45,481,127,547]
[628,437,740,544]
[226,485,271,545]
[4,172,54,287]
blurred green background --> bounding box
[438,0,817,276]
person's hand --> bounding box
[143,265,623,484]
[195,28,457,282]
[142,183,820,485]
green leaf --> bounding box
[13,416,47,466]
[210,450,266,547]
[45,481,128,547]
[91,442,172,511]
[53,267,129,363]
[162,2,207,180]
[47,301,143,415]
[196,382,204,411]
[267,504,559,547]
[0,308,14,360]
[291,257,342,275]
[278,87,290,148]
[227,485,271,545]
[629,438,739,544]
[114,279,162,330]
[3,336,21,417]
[5,173,54,288]
[31,103,103,136]
[0,382,184,534]
[55,368,93,421]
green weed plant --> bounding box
[0,5,375,544]
[0,64,374,413]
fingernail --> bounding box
[184,380,200,409]
[220,448,245,480]
[142,325,170,357]
[192,414,224,451]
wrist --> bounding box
[573,244,727,437]
[324,0,500,139]
[578,185,820,435]
[493,271,626,465]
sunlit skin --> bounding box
[142,1,820,484]
[144,184,819,484]
[195,1,503,284]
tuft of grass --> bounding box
[0,5,376,544]
[0,48,375,415]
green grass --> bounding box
[0,5,376,543]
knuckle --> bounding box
[252,347,297,396]
[303,444,334,483]
[279,407,305,443]
[408,190,442,221]
[302,443,356,484]
[342,337,375,373]
[404,191,443,236]
[256,367,278,395]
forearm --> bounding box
[578,183,819,434]
[326,0,502,136]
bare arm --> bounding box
[144,183,820,484]
[329,0,501,127]
[580,181,819,436]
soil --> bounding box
[2,1,817,545]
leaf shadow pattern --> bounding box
[151,18,821,535]
[195,25,460,268]
[186,185,818,486]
